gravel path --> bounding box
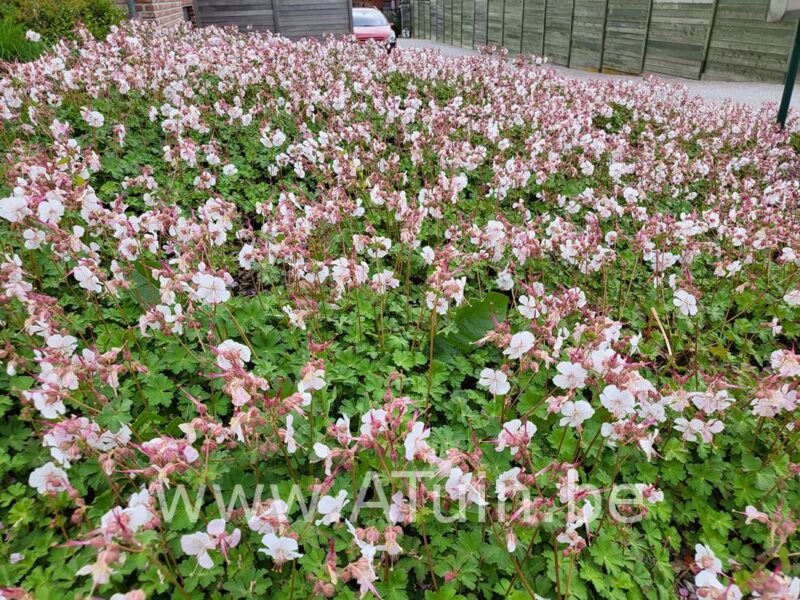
[396,38,799,111]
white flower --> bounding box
[76,558,114,585]
[559,400,595,428]
[445,467,487,506]
[101,504,150,539]
[315,490,349,525]
[389,491,414,524]
[313,442,330,460]
[496,467,524,499]
[503,331,535,360]
[743,505,769,525]
[73,264,102,293]
[46,333,78,355]
[222,164,238,176]
[298,367,325,393]
[25,30,41,42]
[673,289,698,316]
[248,500,289,534]
[181,531,215,569]
[284,415,298,454]
[784,289,800,306]
[359,408,388,439]
[496,269,514,290]
[517,295,543,319]
[771,349,800,377]
[599,385,636,418]
[404,421,431,461]
[28,462,69,495]
[193,273,230,304]
[478,368,510,395]
[216,339,251,370]
[694,543,722,574]
[82,109,105,128]
[37,198,64,224]
[0,194,31,223]
[694,570,725,592]
[259,533,302,564]
[30,391,66,419]
[496,419,536,456]
[371,269,400,295]
[552,361,588,390]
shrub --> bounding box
[0,16,44,62]
[0,22,799,600]
[0,0,123,60]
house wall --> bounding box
[124,0,193,26]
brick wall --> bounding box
[122,0,193,26]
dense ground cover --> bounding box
[1,21,799,599]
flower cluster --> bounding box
[0,20,798,600]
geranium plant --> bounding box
[0,21,799,600]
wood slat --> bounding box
[521,0,545,55]
[569,0,606,70]
[704,0,795,81]
[474,0,488,46]
[601,0,649,73]
[544,0,573,65]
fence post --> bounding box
[541,0,548,55]
[520,0,526,54]
[597,0,610,71]
[273,0,282,32]
[472,0,477,48]
[778,21,800,129]
[460,0,464,46]
[501,0,507,48]
[566,0,575,66]
[639,0,654,73]
[486,0,490,46]
[700,0,719,78]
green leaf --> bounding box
[434,292,509,358]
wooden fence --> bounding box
[409,0,797,82]
[194,0,352,38]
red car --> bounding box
[353,8,396,51]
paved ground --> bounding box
[396,38,797,110]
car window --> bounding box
[353,10,388,27]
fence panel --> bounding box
[704,0,796,81]
[503,0,524,52]
[474,0,489,45]
[521,0,545,55]
[544,0,573,65]
[462,0,475,47]
[422,0,431,38]
[569,0,606,69]
[643,0,714,78]
[487,0,504,45]
[413,0,433,38]
[194,0,276,30]
[435,0,444,40]
[601,0,650,73]
[411,0,794,83]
